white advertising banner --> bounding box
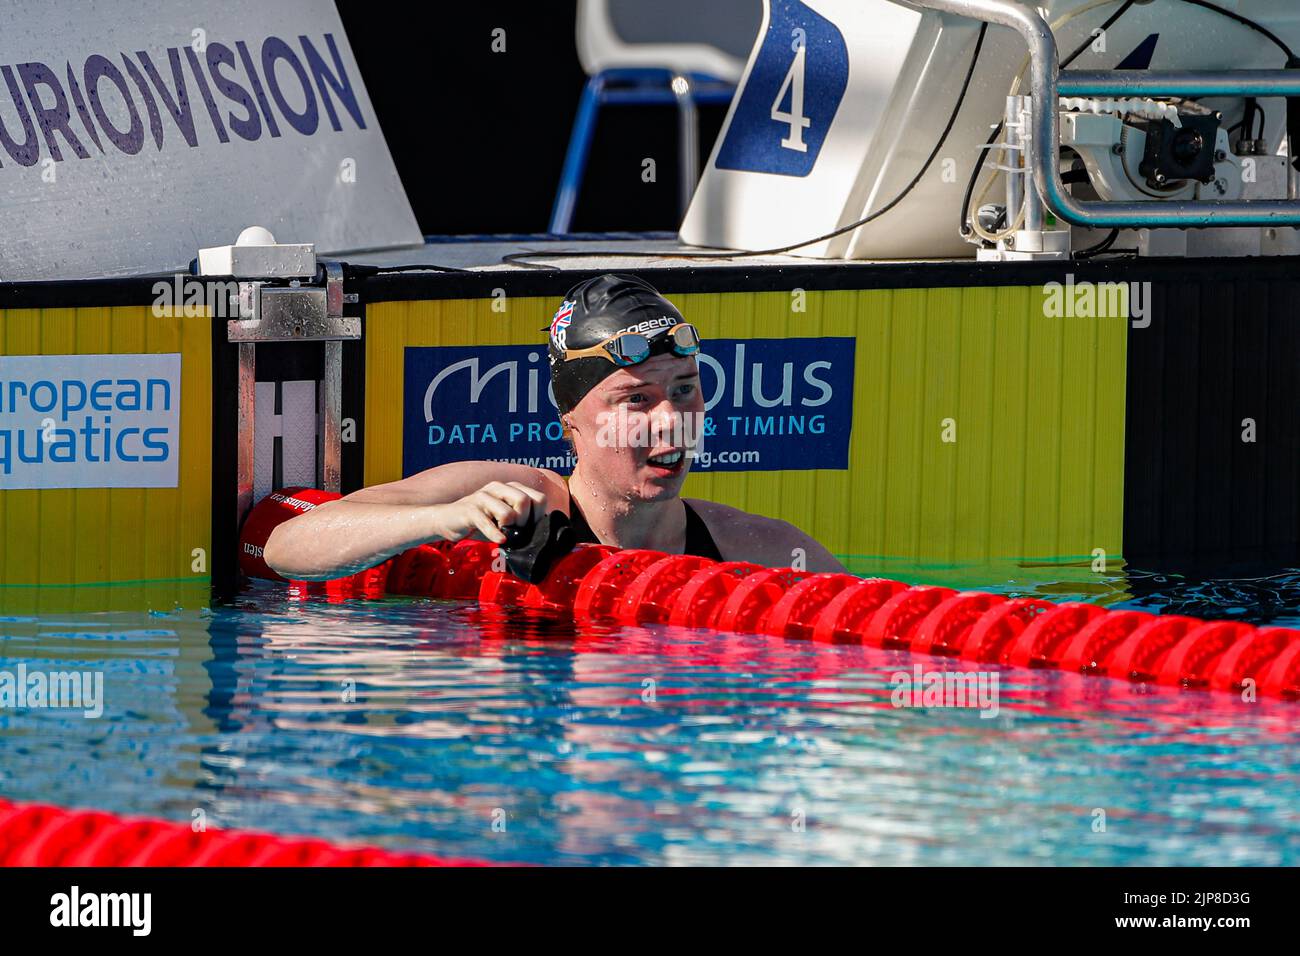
[0,353,182,489]
[0,0,422,280]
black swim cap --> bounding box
[547,274,691,414]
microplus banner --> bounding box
[0,353,181,489]
[402,337,855,476]
[0,0,421,280]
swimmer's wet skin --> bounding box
[263,274,843,582]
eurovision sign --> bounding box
[0,0,420,280]
[402,337,855,476]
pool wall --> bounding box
[362,286,1126,574]
[0,287,212,611]
[2,254,1299,610]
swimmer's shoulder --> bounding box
[683,498,846,572]
[453,462,571,510]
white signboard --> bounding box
[679,0,924,257]
[0,0,422,281]
[0,353,181,489]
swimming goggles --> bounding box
[561,323,701,367]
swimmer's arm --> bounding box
[262,463,567,580]
[341,462,567,508]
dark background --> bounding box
[336,0,728,236]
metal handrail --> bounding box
[903,0,1300,227]
[1059,71,1300,97]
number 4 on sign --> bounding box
[771,44,811,152]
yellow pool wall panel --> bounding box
[364,286,1127,568]
[0,305,212,612]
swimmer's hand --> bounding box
[432,481,547,545]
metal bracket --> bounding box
[226,272,360,343]
[227,260,359,536]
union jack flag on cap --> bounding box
[550,299,575,349]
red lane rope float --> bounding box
[862,586,956,649]
[1003,602,1106,669]
[911,591,1007,657]
[616,554,714,624]
[240,489,1300,700]
[959,597,1054,663]
[1159,621,1254,689]
[0,798,492,867]
[716,567,810,633]
[762,572,860,639]
[668,561,764,628]
[809,578,909,644]
[1106,615,1200,682]
[1209,627,1294,693]
[481,544,618,612]
[573,550,671,620]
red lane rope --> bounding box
[0,798,494,867]
[244,489,1300,700]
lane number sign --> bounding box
[715,0,849,177]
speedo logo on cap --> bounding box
[613,315,678,337]
[550,299,575,350]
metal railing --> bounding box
[905,0,1300,227]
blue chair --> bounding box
[550,0,761,233]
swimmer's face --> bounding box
[566,353,704,501]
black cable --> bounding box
[1074,227,1119,258]
[960,0,1137,241]
[959,124,1006,243]
[1227,96,1256,136]
[1227,102,1267,147]
[1178,0,1295,60]
[503,23,990,270]
[345,262,474,277]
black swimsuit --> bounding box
[566,489,723,561]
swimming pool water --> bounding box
[2,566,1300,865]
